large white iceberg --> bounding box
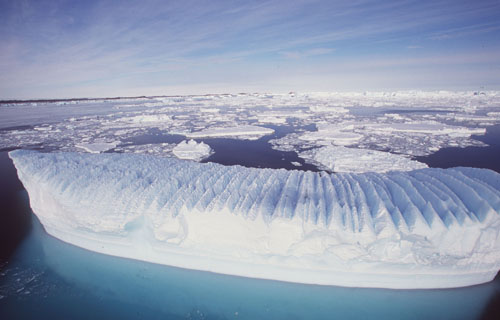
[10,150,500,289]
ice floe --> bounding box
[0,91,498,170]
[186,125,274,140]
[172,140,213,161]
[298,124,363,146]
[76,141,119,153]
[114,143,178,158]
[299,146,428,173]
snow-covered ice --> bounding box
[186,125,274,140]
[0,91,498,167]
[300,146,428,173]
[299,124,363,146]
[172,140,213,161]
[117,114,172,124]
[10,150,500,289]
[363,121,486,137]
[76,141,119,153]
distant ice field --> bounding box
[0,91,499,173]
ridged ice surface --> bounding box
[10,150,500,289]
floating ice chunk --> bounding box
[308,105,349,113]
[364,122,486,137]
[300,146,428,173]
[257,116,287,124]
[34,125,53,131]
[118,114,171,123]
[172,140,213,161]
[75,141,119,153]
[10,150,499,289]
[299,124,363,146]
[200,108,220,113]
[254,111,294,124]
[186,125,274,140]
[114,143,177,158]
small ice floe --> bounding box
[172,139,213,161]
[186,125,274,140]
[300,145,428,173]
[76,141,120,153]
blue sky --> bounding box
[0,0,499,99]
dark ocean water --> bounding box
[416,124,500,173]
[0,124,499,319]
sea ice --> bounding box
[300,146,428,173]
[117,114,172,124]
[76,141,119,153]
[299,124,363,146]
[0,91,497,162]
[186,125,274,140]
[10,150,500,289]
[172,140,213,161]
[362,121,486,137]
[114,143,178,158]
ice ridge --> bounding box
[9,150,500,289]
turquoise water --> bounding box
[0,201,499,319]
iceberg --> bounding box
[172,139,213,161]
[9,150,500,289]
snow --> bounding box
[172,140,213,161]
[0,91,497,163]
[76,141,119,153]
[114,143,178,158]
[10,150,500,289]
[186,125,274,140]
[256,115,287,124]
[300,146,428,173]
[299,124,363,146]
[117,114,172,123]
[363,122,486,137]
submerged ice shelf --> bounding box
[9,150,500,289]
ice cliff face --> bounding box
[9,150,500,289]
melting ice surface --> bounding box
[9,150,500,289]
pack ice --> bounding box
[10,150,500,289]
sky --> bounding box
[0,0,499,99]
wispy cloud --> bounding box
[0,0,499,98]
[280,48,335,59]
[429,22,499,40]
